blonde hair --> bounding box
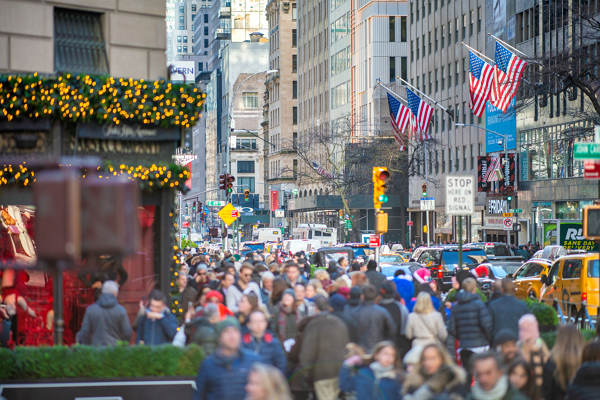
[551,325,584,390]
[314,269,330,281]
[461,277,478,293]
[402,343,465,394]
[362,341,401,370]
[413,292,435,314]
[308,279,323,291]
[246,362,292,400]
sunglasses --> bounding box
[242,273,252,277]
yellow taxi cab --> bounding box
[512,258,554,301]
[540,253,599,318]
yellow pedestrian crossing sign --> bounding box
[218,203,237,226]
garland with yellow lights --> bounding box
[0,73,205,128]
[0,162,190,193]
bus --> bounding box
[292,224,337,248]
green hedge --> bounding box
[525,298,559,326]
[541,329,597,349]
[0,344,203,380]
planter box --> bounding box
[0,376,196,400]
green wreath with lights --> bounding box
[0,73,205,128]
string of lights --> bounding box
[0,73,205,128]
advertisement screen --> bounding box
[485,98,516,152]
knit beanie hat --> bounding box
[348,286,362,305]
[455,269,475,285]
[379,281,396,299]
[282,288,296,301]
[216,317,241,335]
[494,328,519,346]
[337,286,350,299]
[328,294,347,311]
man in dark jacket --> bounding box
[137,289,179,346]
[448,278,493,384]
[241,310,287,372]
[328,294,358,343]
[377,281,411,359]
[300,295,350,400]
[194,317,263,400]
[78,280,132,346]
[350,285,397,352]
[364,260,386,288]
[517,245,531,261]
[343,286,362,314]
[185,303,219,354]
[487,279,529,341]
[176,271,198,323]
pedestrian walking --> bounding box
[494,328,519,365]
[565,341,600,400]
[283,263,307,287]
[194,317,263,400]
[136,289,179,346]
[245,362,292,400]
[294,283,316,317]
[447,277,493,384]
[364,261,386,288]
[78,280,132,346]
[260,271,274,305]
[402,342,468,400]
[176,270,198,323]
[273,288,301,343]
[344,286,362,314]
[508,358,541,400]
[235,293,261,331]
[242,310,287,372]
[185,303,219,353]
[226,264,263,313]
[406,292,447,348]
[466,352,528,400]
[542,325,584,400]
[517,314,549,387]
[299,295,350,400]
[377,282,410,358]
[487,279,529,341]
[328,294,358,343]
[517,245,530,261]
[339,341,403,400]
[350,285,397,353]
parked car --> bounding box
[512,258,554,300]
[379,262,422,280]
[310,247,355,269]
[414,245,489,292]
[540,253,599,321]
[465,242,525,261]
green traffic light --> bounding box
[507,195,513,201]
[378,194,388,203]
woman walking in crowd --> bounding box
[339,340,403,400]
[542,325,584,400]
[244,362,292,400]
[405,292,447,347]
[236,293,261,331]
[268,277,289,314]
[566,340,600,400]
[508,358,541,400]
[517,314,549,387]
[402,342,468,400]
[273,288,300,343]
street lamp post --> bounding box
[456,123,511,246]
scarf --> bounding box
[277,306,299,342]
[215,349,239,372]
[369,362,397,380]
[470,375,509,400]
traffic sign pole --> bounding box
[458,216,463,269]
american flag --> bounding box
[387,92,411,151]
[407,88,433,140]
[490,41,528,113]
[311,160,334,179]
[468,51,494,117]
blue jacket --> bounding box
[194,348,263,400]
[392,277,414,304]
[339,364,402,400]
[136,310,179,346]
[241,331,287,372]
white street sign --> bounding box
[420,197,435,210]
[503,218,513,231]
[445,176,475,216]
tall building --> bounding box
[264,0,298,228]
[408,0,487,244]
[166,0,198,62]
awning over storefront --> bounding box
[240,215,270,224]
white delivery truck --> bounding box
[281,239,321,255]
[252,228,283,243]
[292,224,338,247]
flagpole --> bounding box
[488,33,530,58]
[377,81,409,104]
[396,77,454,120]
[462,42,495,64]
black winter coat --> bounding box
[448,291,492,349]
[350,301,397,352]
[566,361,600,400]
[542,358,567,400]
[365,270,387,288]
[487,295,529,342]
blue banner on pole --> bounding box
[485,98,516,152]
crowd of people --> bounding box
[73,246,599,400]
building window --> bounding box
[455,18,459,42]
[389,16,395,42]
[238,177,255,193]
[293,132,297,149]
[462,14,467,39]
[179,26,185,30]
[470,10,474,36]
[463,145,467,170]
[410,2,414,24]
[293,107,298,124]
[478,142,482,156]
[448,63,452,87]
[416,0,419,20]
[183,46,188,52]
[292,3,297,20]
[179,16,184,23]
[177,46,182,52]
[293,159,298,177]
[435,69,438,92]
[198,62,204,71]
[204,14,209,23]
[478,7,482,32]
[183,36,188,43]
[237,161,255,173]
[428,72,432,95]
[204,27,208,35]
[442,150,446,173]
[434,28,438,51]
[390,57,396,82]
[411,40,414,61]
[435,150,439,173]
[237,139,257,149]
[192,4,196,11]
[401,16,407,42]
[292,29,297,47]
[455,61,459,87]
[470,144,474,169]
[416,38,419,59]
[242,92,259,108]
[177,36,182,42]
[54,8,109,74]
[448,22,451,45]
[455,147,459,170]
[179,6,184,13]
[449,149,452,172]
[293,81,297,98]
[428,32,432,54]
[292,55,297,72]
[204,39,208,48]
[400,57,407,81]
[463,58,467,84]
[441,66,445,90]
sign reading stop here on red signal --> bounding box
[445,176,475,216]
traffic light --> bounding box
[226,175,235,193]
[372,167,390,208]
[375,211,388,234]
[219,174,227,191]
[422,183,427,197]
[339,209,343,219]
[244,189,250,201]
[192,201,197,212]
[583,204,600,240]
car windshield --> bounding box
[324,252,350,263]
[380,255,403,262]
[489,265,508,278]
[381,266,404,277]
[439,249,487,265]
[245,243,264,251]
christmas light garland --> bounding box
[0,73,205,128]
